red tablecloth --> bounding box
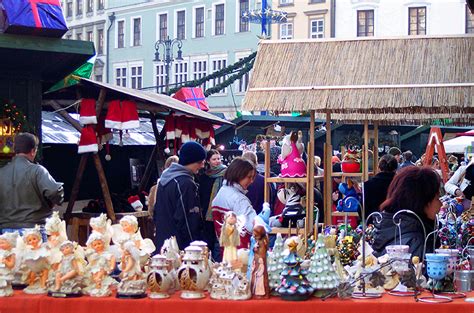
[0,291,472,313]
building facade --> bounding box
[335,0,474,38]
[61,0,108,82]
[105,0,262,116]
[270,0,333,39]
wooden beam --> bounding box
[95,88,107,117]
[49,100,82,132]
[363,120,369,182]
[92,154,116,221]
[324,112,332,227]
[64,154,88,222]
[264,140,270,203]
[307,110,315,236]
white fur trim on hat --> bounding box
[121,119,140,130]
[78,143,98,154]
[130,200,143,212]
[79,116,98,125]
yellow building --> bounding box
[270,0,333,39]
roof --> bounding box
[41,111,162,146]
[243,35,474,124]
[0,34,95,90]
[44,78,234,126]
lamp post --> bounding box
[154,36,183,93]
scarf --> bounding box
[205,164,226,221]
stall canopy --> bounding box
[444,130,474,154]
[243,35,474,124]
[44,77,233,126]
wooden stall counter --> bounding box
[1,291,472,313]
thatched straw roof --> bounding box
[243,35,474,119]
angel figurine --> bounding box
[112,216,155,267]
[116,241,147,298]
[49,241,86,297]
[219,212,240,265]
[21,226,50,294]
[84,233,117,297]
[0,232,18,297]
[250,225,269,298]
[278,131,306,178]
[45,212,67,270]
[89,213,114,247]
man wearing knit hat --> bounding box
[154,141,206,250]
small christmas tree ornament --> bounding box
[277,237,314,301]
[308,235,339,298]
[267,233,285,295]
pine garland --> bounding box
[166,52,257,96]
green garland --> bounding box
[204,58,255,96]
[166,52,257,96]
[0,102,30,132]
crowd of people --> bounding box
[0,132,471,263]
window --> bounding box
[177,10,186,40]
[86,0,93,13]
[76,32,82,40]
[195,7,204,38]
[309,0,325,3]
[95,75,103,82]
[211,58,227,94]
[131,66,143,89]
[193,60,207,90]
[357,10,374,37]
[155,63,166,93]
[66,34,72,40]
[239,0,249,32]
[174,62,188,86]
[76,0,82,16]
[98,0,104,10]
[159,14,168,41]
[86,30,93,42]
[409,7,426,35]
[133,18,141,46]
[97,29,104,55]
[236,56,249,93]
[310,19,324,38]
[117,20,124,48]
[116,67,127,87]
[467,6,474,33]
[215,4,225,35]
[280,23,293,39]
[279,0,293,4]
[66,0,72,17]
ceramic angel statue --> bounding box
[45,211,67,270]
[278,131,306,178]
[219,212,240,265]
[84,233,117,297]
[89,213,114,247]
[112,215,155,266]
[250,225,269,298]
[50,241,86,297]
[116,240,147,298]
[21,226,50,294]
[0,232,18,297]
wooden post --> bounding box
[92,154,116,221]
[373,122,379,174]
[139,145,158,192]
[363,120,369,182]
[307,110,315,237]
[324,112,332,226]
[264,140,271,203]
[95,88,107,117]
[64,154,88,222]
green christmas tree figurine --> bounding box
[308,235,340,297]
[277,238,314,301]
[267,233,285,295]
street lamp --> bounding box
[154,36,183,93]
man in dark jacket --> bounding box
[361,154,398,221]
[154,141,206,250]
[0,133,63,234]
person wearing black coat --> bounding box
[361,154,398,221]
[371,166,442,259]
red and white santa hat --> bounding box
[79,98,97,125]
[127,195,143,212]
[121,100,140,130]
[78,126,98,154]
[105,100,122,129]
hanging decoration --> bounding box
[241,0,288,38]
[0,102,30,156]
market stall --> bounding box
[43,78,233,242]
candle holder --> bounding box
[434,248,465,299]
[418,253,452,303]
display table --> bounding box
[0,291,472,313]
